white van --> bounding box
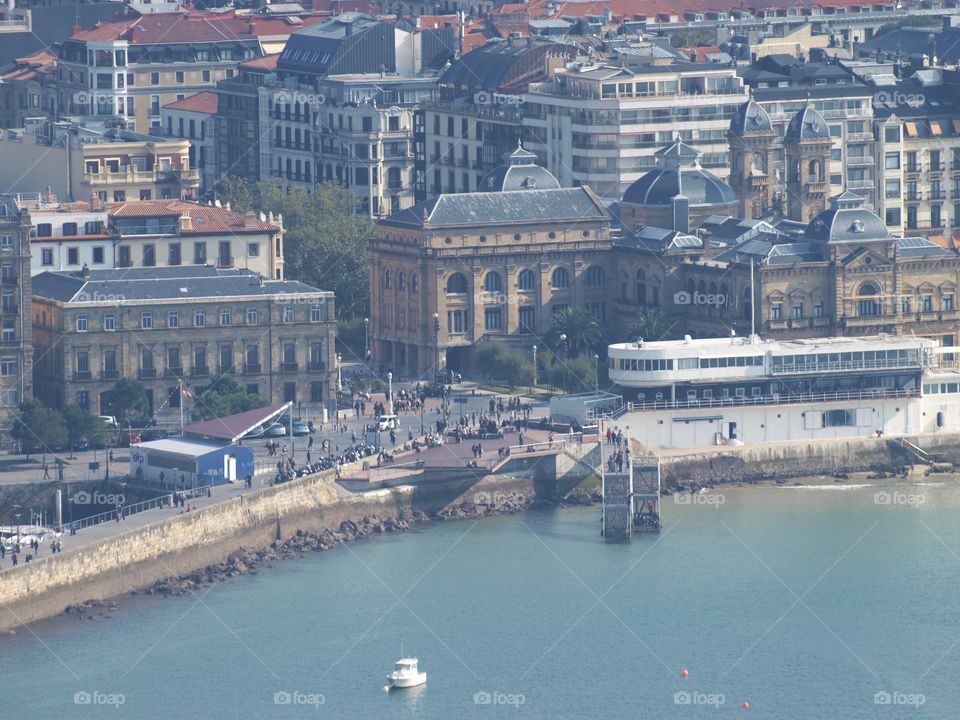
[377,415,398,431]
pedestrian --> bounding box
[12,552,17,566]
[519,433,524,445]
[160,470,166,487]
[306,450,312,465]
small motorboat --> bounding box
[387,658,427,689]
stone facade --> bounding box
[0,197,33,428]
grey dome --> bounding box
[805,191,890,243]
[729,99,773,135]
[622,140,738,207]
[785,105,831,143]
[479,143,561,192]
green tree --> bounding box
[63,404,108,449]
[215,176,373,320]
[546,307,602,357]
[106,378,148,422]
[625,309,676,343]
[546,355,596,394]
[194,375,266,420]
[11,399,67,454]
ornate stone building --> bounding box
[369,146,611,377]
[727,99,779,219]
[784,105,833,223]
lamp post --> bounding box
[387,371,394,416]
[336,353,343,393]
[364,317,370,370]
[433,312,441,384]
[558,333,568,394]
[532,345,538,389]
[594,353,600,393]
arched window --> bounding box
[551,267,570,289]
[446,272,468,294]
[807,159,821,183]
[698,280,707,295]
[518,269,536,291]
[410,273,418,293]
[397,270,405,290]
[858,282,881,317]
[483,271,503,293]
[585,265,606,288]
[384,268,392,289]
[636,268,647,305]
[709,282,717,296]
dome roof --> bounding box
[729,99,773,135]
[805,191,891,243]
[478,142,561,192]
[785,105,831,143]
[621,140,738,207]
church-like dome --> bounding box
[478,142,561,192]
[729,99,773,135]
[805,191,890,243]
[785,105,831,143]
[621,140,738,207]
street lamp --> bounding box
[433,312,441,383]
[364,317,370,369]
[558,334,568,394]
[387,371,393,416]
[532,345,538,389]
[336,353,343,393]
[594,353,600,393]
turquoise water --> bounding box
[3,481,960,719]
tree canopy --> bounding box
[545,307,602,357]
[63,404,108,448]
[105,378,148,421]
[194,375,266,421]
[215,176,373,319]
[625,309,676,343]
[11,399,67,452]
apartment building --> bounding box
[522,59,749,201]
[161,92,219,198]
[0,119,199,202]
[0,50,57,128]
[31,266,335,417]
[0,197,32,426]
[741,54,878,209]
[873,70,960,239]
[56,9,326,133]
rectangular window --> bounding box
[194,310,205,327]
[247,308,258,325]
[41,249,53,266]
[168,312,179,328]
[141,312,153,329]
[168,243,181,266]
[519,306,535,332]
[193,242,206,264]
[884,152,900,170]
[484,308,502,331]
[92,246,104,264]
[103,314,116,331]
[284,306,295,323]
[220,309,232,325]
[76,316,88,332]
[771,303,782,320]
[310,306,323,323]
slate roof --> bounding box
[32,267,329,304]
[440,38,578,91]
[715,240,826,265]
[478,144,561,192]
[729,99,774,135]
[861,25,960,66]
[895,237,952,258]
[622,168,737,207]
[805,193,890,244]
[382,187,609,228]
[785,105,831,142]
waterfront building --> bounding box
[607,332,960,448]
[0,119,200,202]
[31,266,336,417]
[0,196,33,428]
[521,59,749,202]
[369,146,611,376]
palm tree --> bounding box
[625,309,675,343]
[546,307,601,356]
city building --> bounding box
[161,91,219,198]
[56,9,328,133]
[422,36,579,197]
[16,192,112,276]
[0,196,32,427]
[0,119,200,202]
[31,266,336,417]
[522,58,749,201]
[0,50,57,129]
[871,69,960,240]
[369,147,612,376]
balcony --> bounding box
[218,364,234,375]
[1,304,16,314]
[101,369,120,381]
[216,256,234,268]
[806,181,829,194]
[74,371,92,382]
[0,274,17,285]
[192,366,210,377]
[139,368,157,379]
[0,339,19,349]
[244,363,262,375]
[280,361,298,372]
[164,367,183,378]
[308,361,326,372]
[84,166,201,187]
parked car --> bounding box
[377,414,398,431]
[264,423,287,438]
[243,424,267,439]
[290,419,310,436]
[99,415,118,428]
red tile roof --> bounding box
[163,91,218,114]
[183,402,291,442]
[240,53,280,69]
[108,199,280,234]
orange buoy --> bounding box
[681,669,689,679]
[742,702,750,710]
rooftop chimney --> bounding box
[179,211,192,231]
[81,263,90,280]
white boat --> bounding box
[386,658,427,689]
